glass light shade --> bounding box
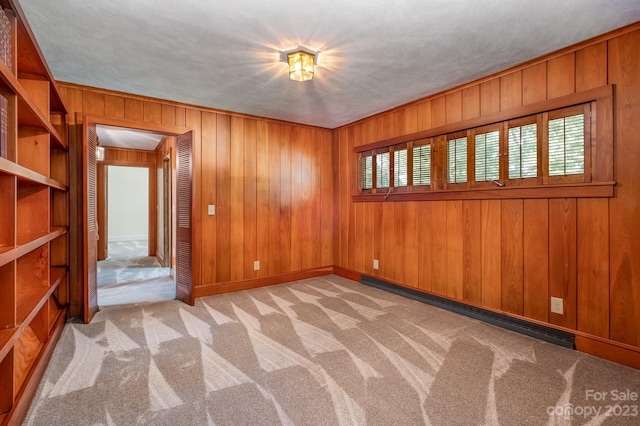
[96,146,105,161]
[288,50,314,82]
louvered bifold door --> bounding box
[83,122,99,323]
[176,131,194,305]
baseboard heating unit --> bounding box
[360,275,575,349]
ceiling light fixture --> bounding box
[287,49,315,82]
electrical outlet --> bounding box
[207,205,216,215]
[373,259,379,270]
[551,297,564,315]
[254,260,260,271]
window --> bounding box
[353,85,612,201]
[361,153,373,190]
[508,120,538,180]
[548,111,585,177]
[394,147,408,187]
[376,151,390,188]
[413,143,431,186]
[475,130,500,182]
[447,135,467,184]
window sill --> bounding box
[352,182,615,202]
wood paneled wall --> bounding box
[334,26,640,357]
[60,84,334,315]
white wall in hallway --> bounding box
[108,165,149,242]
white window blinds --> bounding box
[413,144,431,186]
[394,148,408,187]
[475,131,500,182]
[376,152,390,188]
[447,137,467,184]
[361,154,373,189]
[508,124,537,179]
[548,114,585,176]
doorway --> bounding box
[81,115,194,322]
[97,165,173,306]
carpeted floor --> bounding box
[24,275,640,425]
[98,240,174,306]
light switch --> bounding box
[254,260,260,271]
[208,205,216,215]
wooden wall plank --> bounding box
[200,112,217,285]
[500,71,523,111]
[303,128,321,270]
[354,203,366,273]
[279,125,292,273]
[161,104,176,126]
[417,202,432,292]
[576,42,607,91]
[446,91,463,124]
[577,198,609,338]
[392,109,405,137]
[229,117,244,281]
[381,202,395,281]
[462,85,480,120]
[290,127,302,272]
[548,198,577,329]
[501,199,524,315]
[320,130,333,267]
[256,121,270,277]
[431,97,446,128]
[337,128,349,268]
[243,119,257,279]
[372,202,382,278]
[216,114,231,282]
[462,200,482,304]
[608,31,640,346]
[393,203,405,284]
[363,202,374,275]
[405,105,418,134]
[431,201,447,296]
[124,98,143,122]
[144,101,162,124]
[417,100,432,131]
[267,123,281,275]
[104,95,125,119]
[82,91,104,116]
[446,201,464,299]
[522,63,547,105]
[347,127,357,271]
[480,79,500,116]
[404,202,419,289]
[481,200,501,309]
[547,53,576,98]
[523,199,549,322]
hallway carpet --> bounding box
[24,275,640,425]
[97,240,174,306]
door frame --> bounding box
[80,115,194,322]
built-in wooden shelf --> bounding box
[0,268,65,365]
[0,1,69,423]
[0,229,65,268]
[16,268,64,325]
[0,61,65,150]
[0,157,67,190]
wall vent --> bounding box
[360,275,575,348]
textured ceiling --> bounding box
[18,0,640,129]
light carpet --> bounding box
[98,240,174,306]
[24,275,640,425]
